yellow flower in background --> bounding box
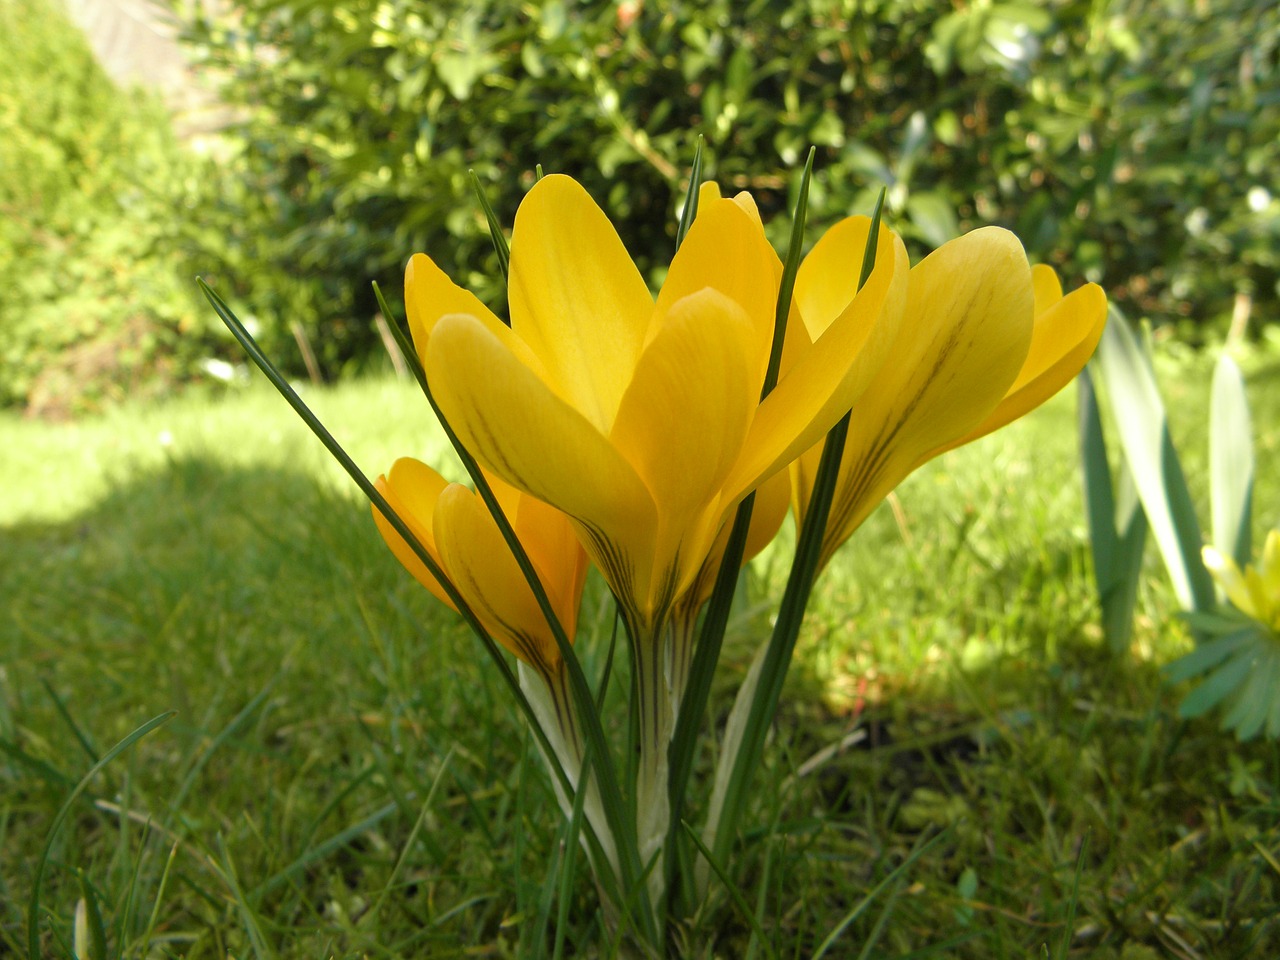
[406,175,908,635]
[792,230,1108,571]
[371,457,588,676]
[1204,530,1280,632]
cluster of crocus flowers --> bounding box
[372,171,1107,912]
[1203,530,1280,634]
[790,235,1108,570]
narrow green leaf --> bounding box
[202,281,594,885]
[216,834,275,960]
[552,742,593,960]
[41,679,98,764]
[75,875,108,960]
[665,152,826,906]
[1078,367,1118,587]
[810,829,949,959]
[1092,309,1214,612]
[1209,352,1254,569]
[761,146,816,398]
[681,821,777,960]
[28,711,175,959]
[373,280,649,935]
[710,189,886,875]
[169,686,272,816]
[1164,628,1253,683]
[469,169,511,285]
[1053,835,1088,960]
[1178,652,1253,717]
[1078,368,1148,654]
[674,135,705,250]
[136,840,180,957]
[535,163,545,181]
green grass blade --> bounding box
[682,819,777,960]
[373,281,430,397]
[75,874,108,960]
[1053,834,1088,960]
[216,834,276,960]
[27,711,175,959]
[469,169,511,285]
[1092,308,1214,612]
[40,679,99,764]
[1209,352,1254,568]
[136,840,180,957]
[674,135,705,250]
[200,281,592,872]
[169,685,272,816]
[761,146,815,397]
[809,830,949,960]
[369,279,652,936]
[709,190,884,874]
[552,742,593,960]
[1108,459,1149,653]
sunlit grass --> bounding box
[3,347,1280,957]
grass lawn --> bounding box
[3,344,1280,958]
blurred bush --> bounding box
[174,0,1278,380]
[0,0,228,414]
[5,0,1276,407]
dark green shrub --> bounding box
[176,0,1278,382]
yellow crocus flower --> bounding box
[406,174,908,884]
[1203,530,1280,632]
[371,457,588,681]
[792,230,1108,571]
[406,175,908,636]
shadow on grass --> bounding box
[4,454,1280,956]
[1,454,550,956]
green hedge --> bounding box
[0,0,224,413]
[5,0,1276,408]
[176,0,1279,381]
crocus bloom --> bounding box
[371,457,588,684]
[791,228,1108,570]
[408,176,905,636]
[371,456,618,870]
[405,174,909,882]
[1203,530,1280,633]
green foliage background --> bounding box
[3,0,1278,407]
[0,0,221,413]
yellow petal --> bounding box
[1244,567,1272,626]
[511,491,589,638]
[1203,544,1256,616]
[723,221,910,503]
[937,281,1107,454]
[434,484,563,671]
[610,288,760,610]
[508,175,654,432]
[405,253,509,365]
[1263,530,1280,602]
[697,181,723,206]
[657,195,777,365]
[1032,263,1063,316]
[372,458,455,610]
[793,215,883,342]
[810,227,1034,562]
[425,312,659,604]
